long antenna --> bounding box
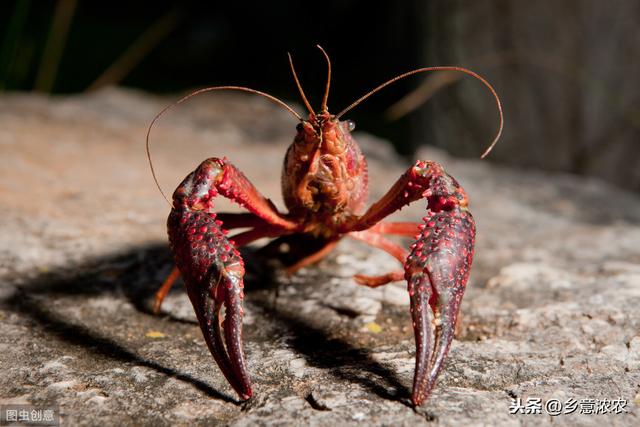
[287,53,314,115]
[336,66,504,159]
[146,86,302,205]
[317,45,331,112]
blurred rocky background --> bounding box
[1,0,638,190]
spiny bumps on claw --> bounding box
[168,158,244,288]
[169,209,243,285]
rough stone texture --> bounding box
[0,88,639,426]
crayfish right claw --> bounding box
[405,206,475,406]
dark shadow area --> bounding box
[251,297,412,406]
[1,241,411,406]
[3,244,238,404]
[6,288,238,404]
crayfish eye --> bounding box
[346,120,356,132]
[296,122,304,132]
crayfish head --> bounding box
[282,111,368,223]
[293,111,354,158]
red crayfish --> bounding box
[146,46,502,406]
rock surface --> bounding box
[0,88,639,426]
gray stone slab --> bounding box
[0,88,638,426]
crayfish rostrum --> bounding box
[146,46,503,406]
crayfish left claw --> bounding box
[172,222,253,401]
[405,206,475,406]
[166,159,254,401]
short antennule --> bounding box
[336,66,504,159]
[288,53,314,115]
[317,45,331,112]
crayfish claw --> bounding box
[167,158,254,401]
[221,269,252,398]
[407,272,435,406]
[193,270,252,400]
[405,207,475,406]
